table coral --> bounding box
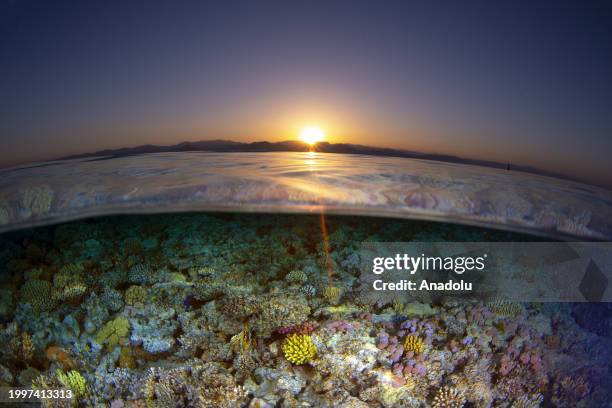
[96,316,130,350]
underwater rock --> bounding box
[101,288,125,312]
[84,293,111,331]
[251,294,310,337]
[128,305,178,354]
[253,367,306,397]
[17,366,40,386]
[0,363,13,384]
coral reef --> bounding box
[0,213,610,407]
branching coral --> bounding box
[56,369,91,402]
[143,363,247,408]
[300,284,316,298]
[282,334,317,365]
[432,386,465,408]
[511,393,544,408]
[403,334,425,355]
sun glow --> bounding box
[299,126,325,145]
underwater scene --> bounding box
[1,212,611,408]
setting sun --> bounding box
[299,126,325,145]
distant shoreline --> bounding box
[53,139,595,187]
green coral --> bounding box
[282,334,317,364]
[124,285,147,305]
[20,279,57,312]
[96,316,129,350]
[56,369,90,403]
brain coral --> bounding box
[282,334,317,365]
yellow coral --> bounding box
[56,369,90,403]
[96,316,129,350]
[323,286,341,304]
[403,334,425,355]
[393,299,405,314]
[54,283,87,302]
[282,334,317,365]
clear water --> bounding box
[0,212,610,407]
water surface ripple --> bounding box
[1,152,611,239]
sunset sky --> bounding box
[1,1,611,187]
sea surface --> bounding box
[0,152,611,407]
[1,152,611,240]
